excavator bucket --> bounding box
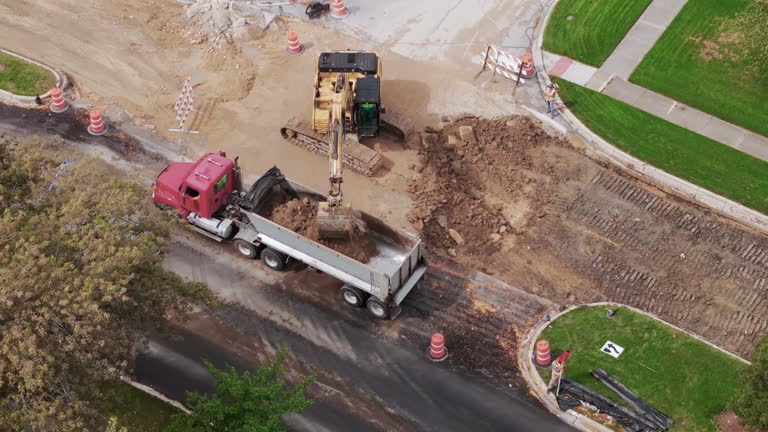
[317,202,352,240]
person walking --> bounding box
[545,83,560,115]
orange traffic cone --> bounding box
[286,32,303,56]
[330,0,349,19]
[49,87,68,113]
[87,110,108,136]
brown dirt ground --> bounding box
[715,411,749,432]
[268,197,378,263]
[689,34,742,62]
[408,115,768,358]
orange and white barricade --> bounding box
[170,76,199,134]
[474,44,527,85]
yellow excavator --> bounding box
[281,51,411,176]
[281,51,411,238]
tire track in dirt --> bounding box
[524,168,768,357]
[410,115,767,358]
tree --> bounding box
[725,0,768,74]
[0,136,216,431]
[171,347,315,432]
[105,418,128,432]
[730,333,768,430]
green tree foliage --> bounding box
[0,136,215,431]
[725,0,768,74]
[171,347,315,432]
[730,333,768,430]
[106,417,128,432]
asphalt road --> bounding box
[0,104,574,432]
[141,237,574,432]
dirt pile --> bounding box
[184,0,276,48]
[269,198,378,263]
[408,115,567,258]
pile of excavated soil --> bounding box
[269,198,378,263]
[408,115,567,258]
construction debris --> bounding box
[184,0,278,48]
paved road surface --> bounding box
[141,238,574,431]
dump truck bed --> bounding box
[239,180,426,305]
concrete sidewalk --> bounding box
[586,0,688,91]
[602,77,768,161]
[543,51,597,86]
[540,0,768,162]
[543,49,768,161]
[533,3,768,235]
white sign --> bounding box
[600,341,624,358]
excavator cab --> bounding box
[353,76,381,138]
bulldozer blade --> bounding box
[317,203,352,240]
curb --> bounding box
[120,376,191,414]
[518,305,615,432]
[530,1,768,236]
[518,302,750,432]
[0,48,69,108]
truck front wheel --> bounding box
[234,239,258,259]
[366,298,390,320]
[260,247,287,271]
[339,285,367,307]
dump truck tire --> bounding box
[234,239,258,259]
[261,247,287,271]
[366,298,389,320]
[339,284,367,307]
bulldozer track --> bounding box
[280,118,382,176]
[533,170,768,356]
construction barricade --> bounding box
[474,44,528,85]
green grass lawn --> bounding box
[543,0,652,66]
[539,305,745,431]
[630,0,768,137]
[95,381,179,431]
[554,78,768,215]
[0,51,57,96]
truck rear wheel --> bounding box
[234,239,257,259]
[366,298,390,320]
[339,285,367,307]
[260,247,287,271]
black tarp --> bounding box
[557,378,660,432]
[591,368,673,430]
[237,166,295,211]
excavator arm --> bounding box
[326,74,348,207]
[317,74,353,239]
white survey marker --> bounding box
[600,341,624,358]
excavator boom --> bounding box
[317,74,353,239]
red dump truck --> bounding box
[152,152,427,319]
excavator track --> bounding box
[280,118,382,177]
[380,109,414,142]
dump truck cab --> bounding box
[152,152,236,219]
